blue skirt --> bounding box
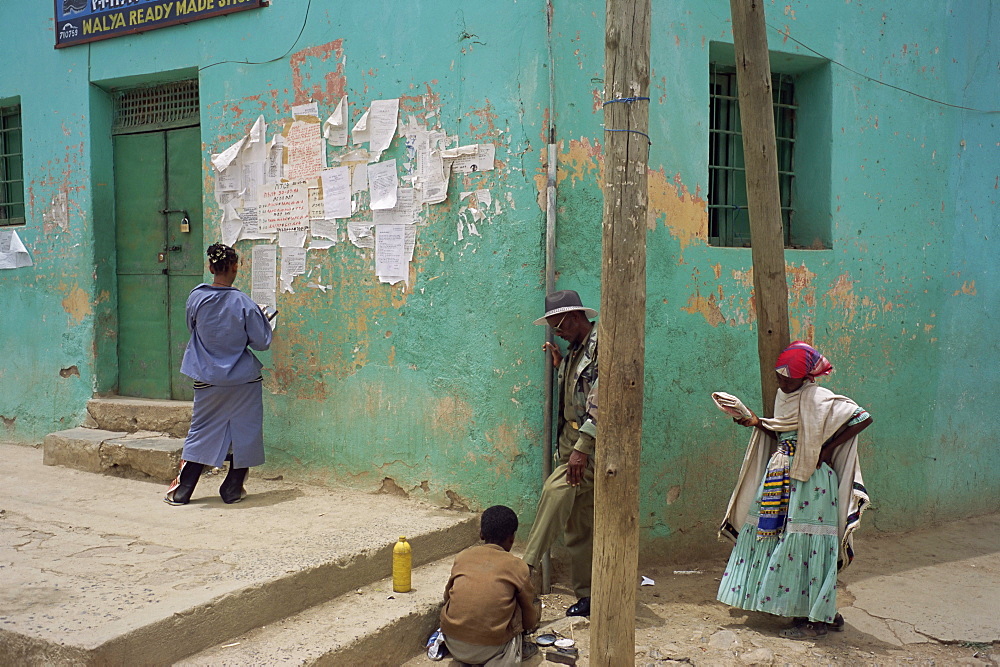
[717,457,841,623]
[182,381,265,469]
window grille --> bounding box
[708,65,796,247]
[112,80,200,135]
[0,104,25,226]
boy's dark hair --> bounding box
[481,505,518,544]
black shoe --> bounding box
[566,596,590,617]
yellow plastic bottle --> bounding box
[393,536,411,593]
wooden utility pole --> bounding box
[592,0,650,663]
[729,0,790,415]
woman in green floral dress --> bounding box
[717,342,873,639]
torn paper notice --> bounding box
[42,190,69,234]
[0,229,32,269]
[641,576,655,586]
[291,101,319,119]
[351,109,370,146]
[375,223,407,280]
[311,218,338,242]
[259,181,310,232]
[347,221,375,248]
[266,135,285,184]
[369,98,400,157]
[240,160,266,208]
[451,143,496,173]
[308,238,337,250]
[283,114,326,183]
[245,115,267,163]
[280,247,307,293]
[237,206,275,241]
[212,135,248,173]
[404,224,416,261]
[278,230,307,248]
[221,201,243,246]
[320,166,352,219]
[308,183,325,220]
[215,162,242,194]
[251,244,277,312]
[373,187,416,225]
[323,96,348,147]
[368,159,398,210]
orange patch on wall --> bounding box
[289,39,345,105]
[647,167,707,249]
[484,421,521,459]
[953,280,976,296]
[824,273,858,323]
[61,286,92,323]
[557,137,603,187]
[681,291,725,327]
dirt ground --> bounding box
[408,517,1000,667]
[520,562,997,667]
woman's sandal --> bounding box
[779,621,828,639]
[827,613,845,632]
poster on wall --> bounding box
[54,0,267,49]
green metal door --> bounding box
[115,126,203,400]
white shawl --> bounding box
[719,383,871,570]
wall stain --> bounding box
[61,285,92,323]
[289,39,345,105]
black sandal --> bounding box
[827,613,845,632]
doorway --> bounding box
[113,81,202,400]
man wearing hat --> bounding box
[522,289,599,617]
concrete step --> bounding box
[179,558,453,666]
[43,427,183,483]
[85,396,192,438]
[1,443,479,666]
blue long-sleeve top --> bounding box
[179,284,272,386]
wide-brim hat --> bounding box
[532,289,598,325]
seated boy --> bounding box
[440,505,541,666]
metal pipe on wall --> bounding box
[540,0,558,595]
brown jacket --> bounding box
[440,544,540,646]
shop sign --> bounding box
[55,0,267,49]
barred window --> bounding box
[0,104,25,227]
[708,66,796,247]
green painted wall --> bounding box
[1,1,996,553]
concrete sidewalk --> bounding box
[0,443,478,665]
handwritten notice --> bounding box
[259,181,309,232]
[284,116,326,183]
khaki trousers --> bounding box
[443,634,521,667]
[522,423,595,598]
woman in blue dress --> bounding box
[717,342,872,639]
[165,243,273,505]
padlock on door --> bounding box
[180,215,191,233]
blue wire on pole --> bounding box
[602,96,652,145]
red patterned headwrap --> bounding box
[774,341,833,380]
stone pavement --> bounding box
[0,442,478,665]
